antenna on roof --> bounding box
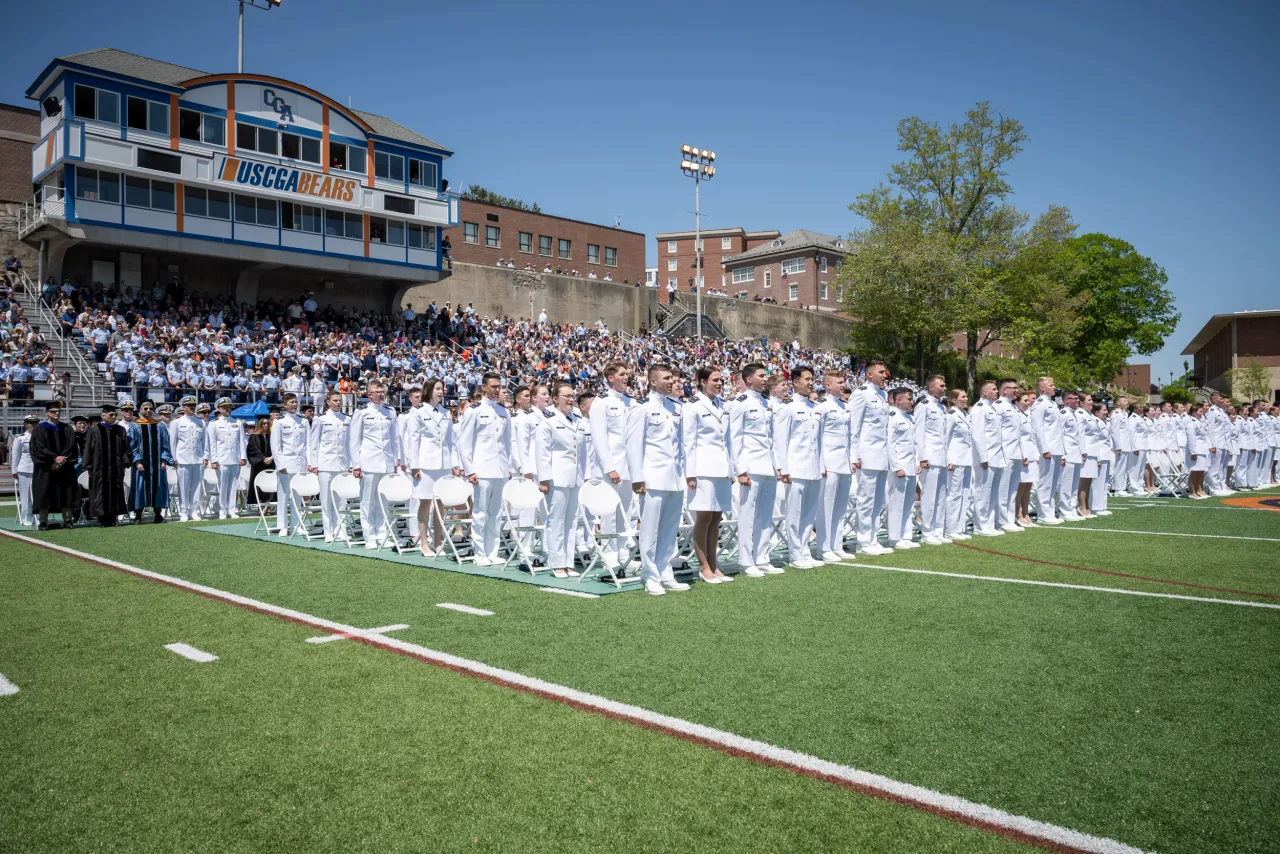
[614,215,622,229]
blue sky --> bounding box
[6,0,1277,381]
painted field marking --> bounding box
[0,673,19,696]
[0,529,1151,854]
[538,587,600,599]
[306,624,410,644]
[436,603,493,617]
[165,642,218,663]
[1039,527,1280,543]
[844,563,1280,611]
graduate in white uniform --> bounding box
[625,364,689,596]
[727,362,782,577]
[347,378,400,548]
[1204,393,1232,495]
[1085,401,1112,516]
[1109,395,1136,494]
[815,368,855,561]
[410,379,459,556]
[269,392,310,535]
[969,380,1007,536]
[9,415,37,527]
[1188,403,1210,498]
[1130,407,1151,495]
[1015,390,1040,527]
[397,386,427,542]
[589,362,637,569]
[509,386,542,560]
[850,360,894,555]
[885,387,919,549]
[774,365,825,567]
[1056,391,1086,520]
[943,390,973,541]
[913,374,951,545]
[1030,376,1065,523]
[994,379,1027,531]
[457,372,513,564]
[682,366,734,584]
[169,395,207,522]
[307,390,350,542]
[205,397,247,519]
[535,381,588,579]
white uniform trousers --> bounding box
[317,471,341,538]
[471,477,505,560]
[1035,457,1061,521]
[998,462,1020,528]
[855,469,889,548]
[1207,450,1226,492]
[16,473,33,526]
[972,464,1003,532]
[544,485,580,569]
[406,498,421,541]
[358,472,387,541]
[276,471,299,533]
[1110,452,1128,492]
[215,464,240,517]
[783,477,822,562]
[916,466,947,540]
[177,464,203,518]
[815,472,852,554]
[515,480,540,557]
[1057,461,1082,516]
[886,474,917,543]
[944,466,971,537]
[638,489,683,585]
[736,476,777,567]
[597,479,634,566]
[1090,460,1110,512]
[1248,450,1262,488]
[1129,451,1147,492]
[1261,448,1276,484]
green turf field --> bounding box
[3,487,1279,853]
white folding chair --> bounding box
[330,473,364,547]
[431,475,475,564]
[199,467,220,519]
[376,474,416,552]
[289,472,324,540]
[578,481,643,589]
[501,478,547,572]
[235,467,251,517]
[167,467,180,516]
[253,470,279,535]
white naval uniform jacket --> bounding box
[1191,417,1209,455]
[169,414,207,466]
[9,433,32,474]
[1110,410,1134,453]
[994,396,1024,465]
[589,390,634,480]
[849,384,891,471]
[1174,413,1190,450]
[397,405,427,469]
[416,405,459,472]
[774,396,823,480]
[308,410,350,472]
[347,402,399,474]
[817,395,853,474]
[535,409,587,488]
[1031,395,1065,457]
[945,408,972,469]
[206,416,246,465]
[727,390,775,478]
[1060,407,1086,464]
[1159,413,1179,451]
[457,398,512,479]
[969,399,1007,467]
[912,395,950,467]
[512,409,540,477]
[1018,409,1039,462]
[624,391,684,492]
[682,393,732,479]
[1085,413,1110,459]
[887,408,917,474]
[1205,405,1230,450]
[1132,416,1149,452]
[270,412,309,473]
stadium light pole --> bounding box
[237,0,283,73]
[680,145,715,342]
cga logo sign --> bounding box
[263,88,295,123]
[219,157,359,203]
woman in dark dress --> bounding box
[245,416,274,507]
[29,400,79,529]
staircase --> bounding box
[660,293,729,340]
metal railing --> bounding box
[16,187,66,240]
[13,269,102,400]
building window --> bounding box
[788,283,799,301]
[183,186,232,220]
[233,194,276,226]
[782,257,805,275]
[369,216,405,246]
[732,267,754,283]
[667,258,677,272]
[836,287,845,302]
[485,225,500,248]
[721,236,732,250]
[820,282,828,300]
[667,240,676,254]
[408,158,437,189]
[324,209,363,240]
[408,223,437,250]
[329,142,366,174]
[558,238,571,259]
[820,256,828,273]
[280,202,321,233]
[375,151,404,182]
[587,244,600,265]
[518,232,533,253]
[539,235,553,256]
[280,131,321,164]
[737,291,748,300]
[73,85,119,125]
[137,148,182,175]
[463,222,479,244]
[667,277,677,287]
[126,96,169,135]
[124,176,175,212]
[179,109,225,146]
[383,195,415,215]
[75,168,121,203]
[604,247,617,267]
[236,123,279,155]
[763,269,772,289]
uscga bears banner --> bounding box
[217,156,360,204]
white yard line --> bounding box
[306,624,410,644]
[436,603,494,616]
[0,673,19,696]
[0,528,1150,854]
[1039,527,1280,543]
[164,642,218,663]
[843,563,1280,610]
[538,587,601,599]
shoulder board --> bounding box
[735,394,747,402]
[542,410,554,418]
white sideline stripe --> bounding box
[1040,527,1280,543]
[0,530,1150,854]
[538,587,600,599]
[165,642,218,663]
[0,673,19,696]
[845,563,1280,610]
[306,624,410,644]
[436,603,494,616]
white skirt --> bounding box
[411,468,451,499]
[689,476,731,512]
[1020,461,1036,484]
[1191,454,1208,472]
[1081,459,1099,479]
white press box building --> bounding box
[20,48,457,310]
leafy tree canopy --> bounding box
[462,184,541,213]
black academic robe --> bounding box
[82,422,131,519]
[245,433,274,504]
[30,421,80,511]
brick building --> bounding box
[721,229,852,310]
[1182,310,1280,401]
[655,227,781,294]
[447,199,646,286]
[1112,363,1153,394]
[0,103,39,203]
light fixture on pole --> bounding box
[679,144,716,341]
[236,0,283,73]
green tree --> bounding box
[1159,385,1194,405]
[1230,358,1273,402]
[462,184,541,213]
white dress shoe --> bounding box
[645,581,667,596]
[974,528,1001,536]
[277,529,290,537]
[949,533,971,541]
[743,566,765,577]
[364,540,380,549]
[892,540,915,550]
[861,543,893,556]
[661,580,691,592]
[921,537,946,546]
[821,551,843,562]
[1060,513,1083,522]
[699,574,723,584]
[834,549,855,560]
[717,574,735,582]
[1039,517,1063,525]
[760,565,785,574]
[938,537,953,544]
[1000,524,1023,532]
[473,556,492,566]
[323,534,334,543]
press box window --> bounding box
[325,210,363,240]
[604,247,617,267]
[408,224,436,250]
[137,148,182,175]
[75,168,121,204]
[375,151,404,182]
[183,186,231,220]
[558,239,571,260]
[281,132,320,164]
[236,124,278,156]
[370,216,405,246]
[281,203,321,233]
[538,235,553,256]
[179,109,225,146]
[485,226,500,248]
[124,176,175,212]
[73,85,119,125]
[518,232,533,253]
[587,244,600,265]
[328,142,366,174]
[408,158,437,189]
[234,194,277,227]
[463,222,478,244]
[126,97,169,135]
[384,195,415,215]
